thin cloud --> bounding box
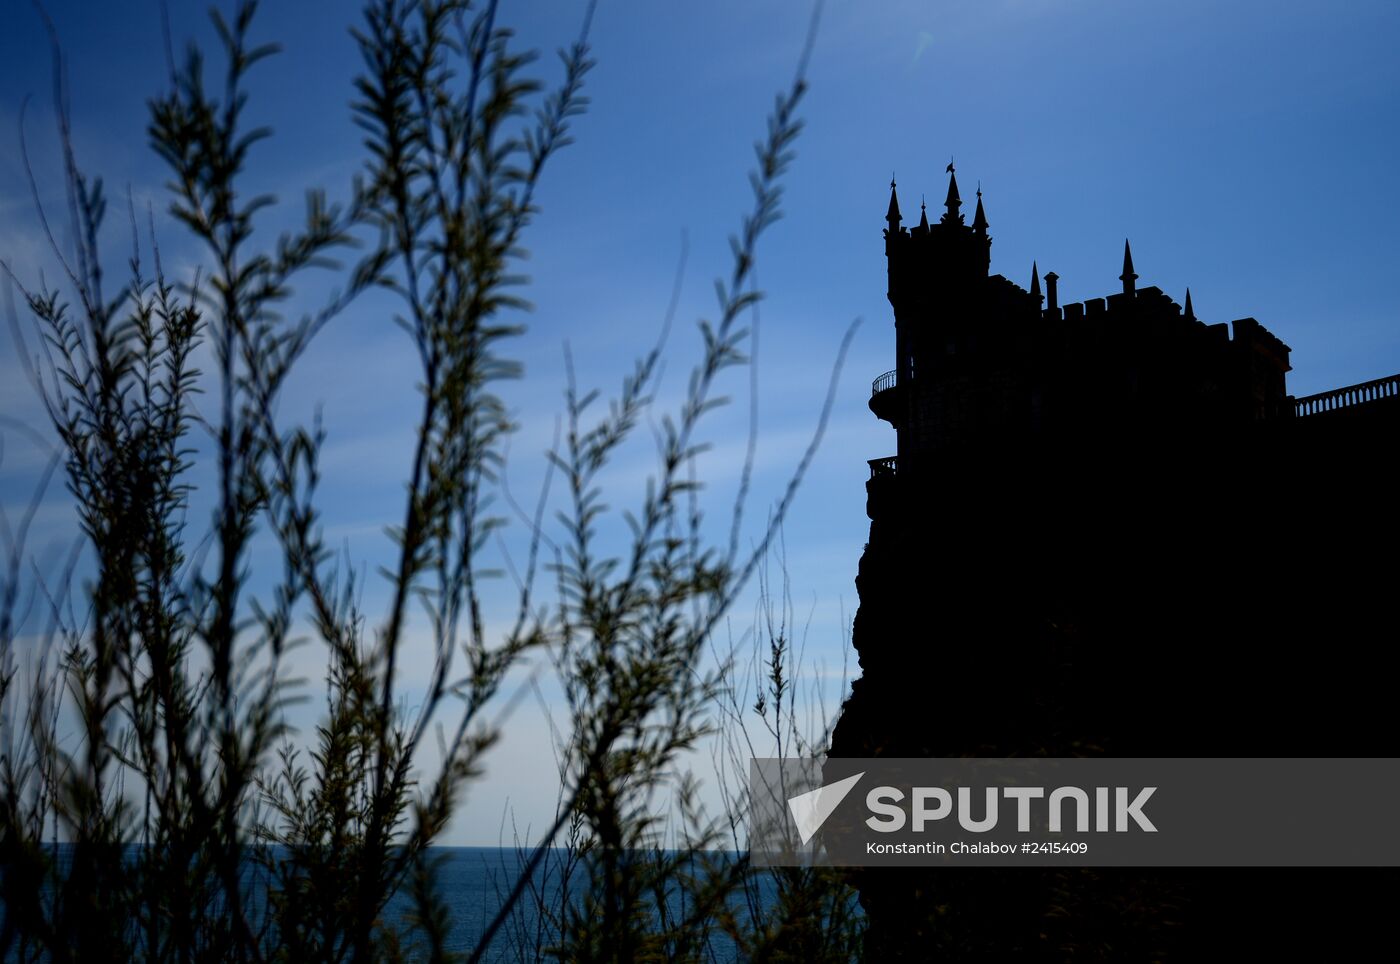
[912,29,934,65]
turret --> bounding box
[1120,239,1138,296]
[885,178,903,303]
[941,162,963,225]
[885,178,902,240]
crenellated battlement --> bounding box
[1029,283,1285,367]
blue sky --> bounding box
[3,0,1399,844]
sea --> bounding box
[4,846,792,962]
[377,847,780,959]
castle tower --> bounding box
[871,166,994,469]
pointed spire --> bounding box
[1184,288,1195,322]
[1030,262,1042,302]
[918,196,929,232]
[1120,239,1138,295]
[943,162,963,223]
[886,175,902,224]
[972,183,988,235]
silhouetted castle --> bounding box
[828,166,1400,960]
[869,166,1396,473]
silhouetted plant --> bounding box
[1,1,855,961]
[712,537,865,963]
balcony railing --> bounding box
[1294,373,1400,417]
[868,456,898,479]
[871,369,897,397]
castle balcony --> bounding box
[868,455,898,478]
[1293,373,1400,418]
[869,369,903,424]
[865,456,898,520]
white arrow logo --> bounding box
[787,771,864,844]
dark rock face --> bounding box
[828,173,1400,960]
